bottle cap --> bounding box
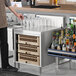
[74,42,76,46]
[73,34,75,39]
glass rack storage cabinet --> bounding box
[18,35,40,66]
[13,14,64,75]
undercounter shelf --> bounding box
[48,49,76,60]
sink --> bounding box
[13,25,23,28]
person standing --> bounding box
[0,0,24,71]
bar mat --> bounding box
[31,5,60,9]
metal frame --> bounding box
[55,57,72,71]
[13,29,43,75]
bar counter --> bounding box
[6,4,76,16]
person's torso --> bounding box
[0,0,7,28]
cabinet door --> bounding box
[17,34,40,66]
[18,53,40,66]
[18,44,40,55]
[18,35,40,46]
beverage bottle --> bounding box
[54,0,58,6]
[51,42,55,49]
[72,47,75,52]
[66,45,70,52]
[74,38,76,52]
[65,30,70,51]
[57,35,61,50]
[51,34,56,49]
[58,29,63,50]
[73,25,75,46]
[69,18,74,29]
[62,43,66,51]
[69,42,72,52]
[61,27,64,38]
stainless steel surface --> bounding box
[4,6,76,76]
[6,12,22,51]
[6,13,64,75]
[48,50,76,56]
[23,14,64,29]
[7,13,64,29]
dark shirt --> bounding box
[5,0,11,7]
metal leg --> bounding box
[69,59,72,70]
[14,62,20,70]
[14,62,16,68]
[55,57,61,74]
[56,57,59,70]
[58,59,71,65]
[40,67,42,75]
[18,63,20,69]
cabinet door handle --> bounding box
[25,42,27,44]
[25,52,27,54]
[25,61,27,63]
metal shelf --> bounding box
[48,49,76,60]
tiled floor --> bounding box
[0,51,76,76]
[0,70,38,76]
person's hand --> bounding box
[17,13,24,20]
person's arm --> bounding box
[5,0,24,20]
[8,6,24,20]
